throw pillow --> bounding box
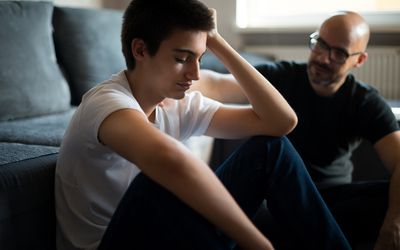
[53,6,125,105]
[0,1,71,121]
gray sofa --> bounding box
[1,2,392,250]
[0,2,126,249]
[0,2,268,249]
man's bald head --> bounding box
[306,11,370,94]
[319,11,370,52]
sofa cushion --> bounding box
[0,1,71,121]
[0,142,59,166]
[53,6,125,105]
[0,108,75,147]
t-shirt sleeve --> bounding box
[79,85,143,145]
[178,91,221,141]
[357,90,399,144]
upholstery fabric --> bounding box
[53,6,125,105]
[0,153,57,250]
[0,108,76,147]
[0,142,58,165]
[0,1,71,121]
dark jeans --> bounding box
[319,181,389,248]
[255,181,389,250]
[98,136,351,250]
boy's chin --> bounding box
[170,92,186,100]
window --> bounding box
[236,0,400,30]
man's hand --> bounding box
[374,221,400,250]
[374,132,400,249]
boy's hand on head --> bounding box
[207,8,220,47]
[208,8,218,34]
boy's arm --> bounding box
[204,10,297,139]
[98,109,274,250]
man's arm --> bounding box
[373,130,400,250]
[98,109,274,250]
[193,69,247,104]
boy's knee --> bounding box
[243,136,299,166]
[245,135,289,151]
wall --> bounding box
[53,0,129,9]
[201,0,240,48]
[53,0,103,8]
[52,0,400,77]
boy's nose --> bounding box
[186,61,200,81]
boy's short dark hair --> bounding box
[121,0,214,70]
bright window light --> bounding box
[236,0,400,29]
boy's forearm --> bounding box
[206,34,297,135]
[146,142,273,249]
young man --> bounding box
[55,0,351,249]
[195,11,400,250]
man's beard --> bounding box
[307,60,340,86]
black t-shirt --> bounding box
[256,61,399,186]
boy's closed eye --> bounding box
[175,57,189,63]
[173,49,204,64]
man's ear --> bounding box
[131,38,146,60]
[354,52,368,68]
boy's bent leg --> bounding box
[98,173,230,250]
[215,136,351,250]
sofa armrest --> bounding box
[0,153,57,250]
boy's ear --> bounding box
[131,38,146,60]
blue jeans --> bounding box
[98,136,351,250]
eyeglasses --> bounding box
[309,32,363,64]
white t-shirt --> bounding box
[55,70,221,250]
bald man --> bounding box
[194,11,400,250]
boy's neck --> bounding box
[124,70,162,119]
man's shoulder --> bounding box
[257,60,307,72]
[344,74,396,122]
[343,75,383,104]
[256,60,308,90]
